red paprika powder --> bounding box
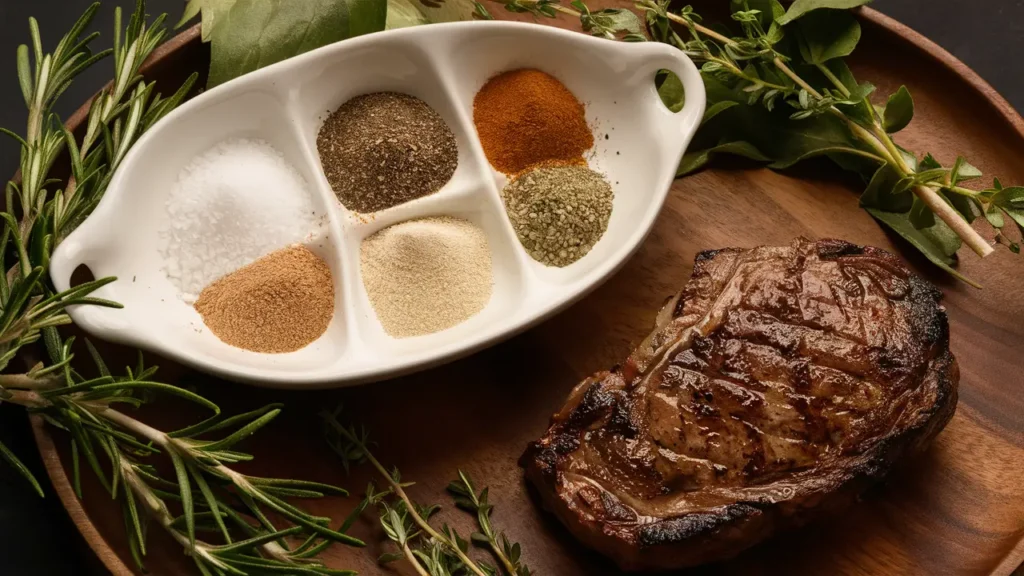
[473,69,594,175]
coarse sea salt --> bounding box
[158,137,320,302]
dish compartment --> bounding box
[286,37,493,220]
[338,185,527,360]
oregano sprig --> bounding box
[496,0,1021,283]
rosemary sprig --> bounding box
[323,408,524,576]
[448,471,531,576]
[1,3,363,574]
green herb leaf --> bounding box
[951,156,983,185]
[860,163,912,212]
[207,0,387,87]
[657,71,685,113]
[678,141,770,176]
[578,5,643,38]
[777,0,873,26]
[0,439,44,497]
[388,0,481,28]
[181,0,238,40]
[991,186,1024,231]
[796,8,861,64]
[386,0,430,29]
[702,100,739,124]
[883,85,914,133]
[908,195,935,229]
[864,208,976,285]
[919,153,942,171]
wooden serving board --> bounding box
[30,3,1024,575]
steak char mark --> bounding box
[521,238,958,571]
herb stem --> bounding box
[716,56,789,91]
[0,373,62,390]
[816,63,850,97]
[329,422,488,576]
[667,12,736,47]
[915,184,994,256]
[551,3,581,17]
[493,544,519,575]
[403,542,431,576]
[866,125,994,257]
[871,125,913,173]
[945,184,983,198]
[839,114,897,164]
[774,57,823,99]
[5,389,48,408]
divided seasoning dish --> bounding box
[49,22,706,388]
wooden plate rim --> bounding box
[28,9,1024,576]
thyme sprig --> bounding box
[497,0,1023,283]
[1,2,363,574]
[323,408,529,576]
[448,471,532,576]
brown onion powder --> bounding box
[194,245,334,353]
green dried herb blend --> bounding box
[502,165,613,267]
[317,92,458,213]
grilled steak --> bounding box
[521,238,958,571]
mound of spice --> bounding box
[194,245,334,353]
[317,92,458,213]
[360,217,492,338]
[159,137,319,302]
[473,69,593,174]
[502,165,613,267]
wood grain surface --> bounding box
[30,3,1024,575]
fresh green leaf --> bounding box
[702,100,738,124]
[865,208,976,285]
[207,0,388,87]
[991,186,1024,231]
[0,439,44,497]
[575,3,643,37]
[657,71,685,113]
[883,85,914,133]
[796,9,861,64]
[678,141,770,176]
[473,1,494,19]
[985,206,1005,228]
[175,0,203,30]
[731,0,785,28]
[941,189,979,223]
[860,163,912,212]
[951,156,983,185]
[180,0,238,41]
[691,74,874,173]
[912,168,948,184]
[919,153,942,171]
[386,0,430,28]
[403,0,482,25]
[777,0,873,25]
[908,195,935,229]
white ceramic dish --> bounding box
[49,21,705,389]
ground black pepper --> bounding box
[317,92,457,213]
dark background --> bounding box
[1,0,1023,574]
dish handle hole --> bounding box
[655,70,685,114]
[69,264,96,287]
